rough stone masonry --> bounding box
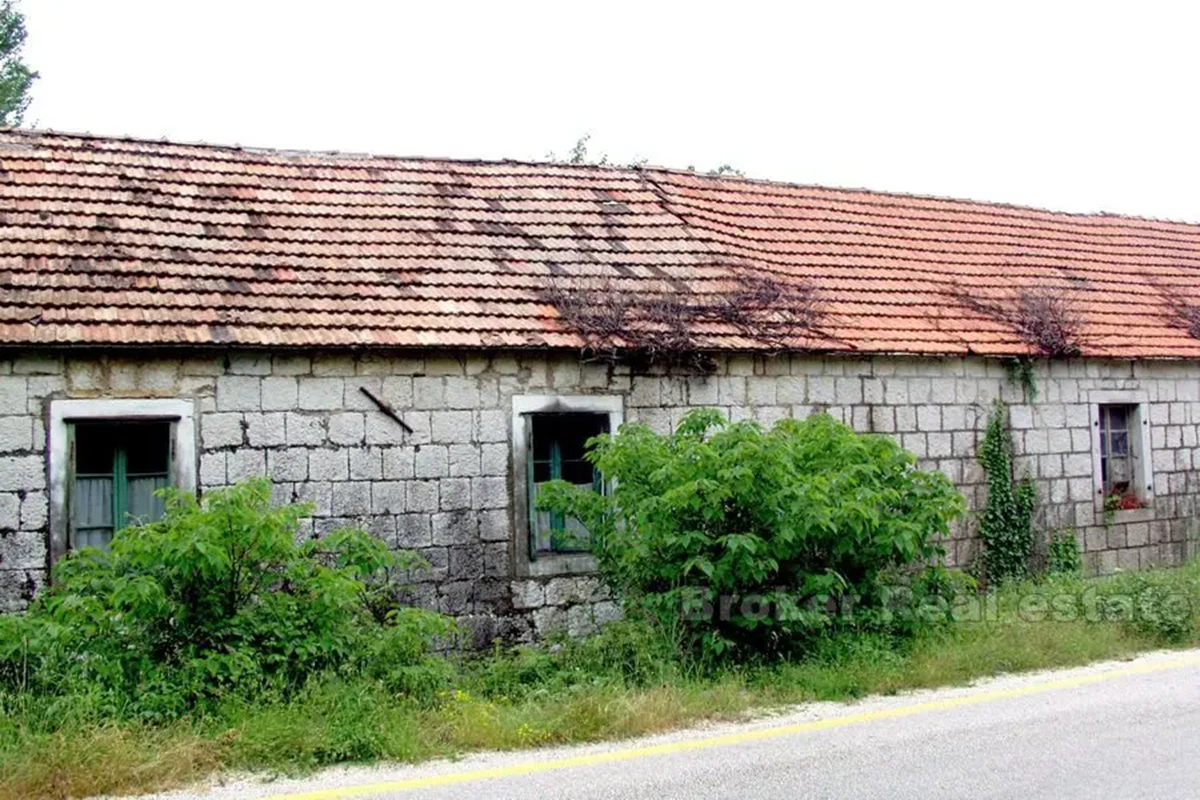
[1,348,1199,645]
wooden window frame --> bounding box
[48,399,197,564]
[1089,390,1154,523]
[510,395,623,578]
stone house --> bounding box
[1,130,1198,643]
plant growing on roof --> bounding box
[951,282,1084,358]
[1163,294,1200,340]
[542,271,825,372]
[977,399,1037,584]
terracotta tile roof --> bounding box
[2,128,1199,358]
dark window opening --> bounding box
[528,412,609,555]
[1099,404,1137,502]
[72,421,171,550]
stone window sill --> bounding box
[518,552,596,578]
[1101,506,1155,525]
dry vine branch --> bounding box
[715,274,825,348]
[1164,295,1200,339]
[950,282,1084,357]
[542,271,826,371]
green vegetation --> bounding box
[538,410,966,661]
[1,437,1197,799]
[978,399,1037,584]
[3,562,1198,799]
[0,1,36,126]
[1046,529,1083,576]
[0,480,453,723]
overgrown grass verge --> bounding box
[3,560,1198,800]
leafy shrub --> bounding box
[0,479,454,719]
[466,617,681,701]
[537,410,966,662]
[1046,529,1083,576]
[978,399,1037,584]
[1095,569,1197,644]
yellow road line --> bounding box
[270,654,1200,800]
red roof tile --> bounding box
[1,129,1198,358]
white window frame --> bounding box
[49,398,197,562]
[1089,390,1154,522]
[511,394,623,578]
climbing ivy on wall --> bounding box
[1004,357,1038,402]
[978,399,1037,584]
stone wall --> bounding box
[2,349,1199,644]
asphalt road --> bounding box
[147,649,1200,800]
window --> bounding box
[1098,404,1134,499]
[1090,392,1153,515]
[529,413,609,554]
[49,399,197,562]
[72,421,172,549]
[511,395,623,577]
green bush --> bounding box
[1046,529,1083,576]
[537,410,966,662]
[0,479,454,720]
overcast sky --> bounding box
[19,1,1200,221]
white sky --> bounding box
[19,0,1200,221]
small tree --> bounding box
[0,1,36,126]
[538,411,966,661]
[978,399,1037,584]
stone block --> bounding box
[396,514,432,548]
[271,355,312,376]
[298,378,344,410]
[479,508,510,542]
[834,377,862,405]
[477,409,508,443]
[413,377,445,409]
[199,451,226,485]
[348,447,383,480]
[327,412,366,445]
[311,355,356,376]
[371,481,407,514]
[444,377,480,409]
[308,449,349,482]
[331,481,371,516]
[481,443,508,476]
[226,449,266,483]
[440,477,472,510]
[433,510,477,546]
[285,412,326,446]
[201,412,243,450]
[0,455,43,492]
[510,581,544,610]
[365,413,408,445]
[415,445,449,478]
[916,406,941,431]
[0,417,32,454]
[473,476,508,509]
[432,410,473,443]
[406,480,440,513]
[267,448,309,482]
[245,413,286,447]
[216,376,260,412]
[260,376,300,410]
[0,494,17,530]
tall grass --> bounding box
[3,561,1199,800]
